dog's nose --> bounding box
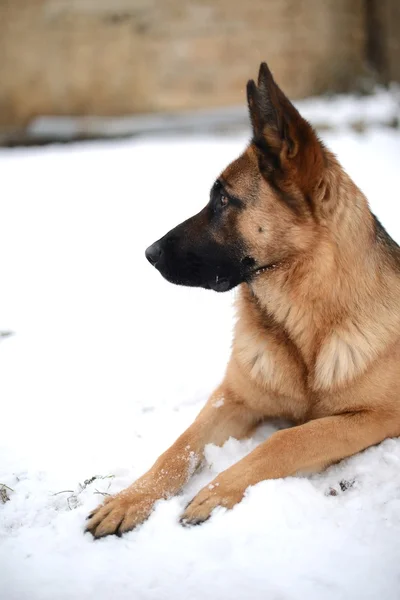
[145,241,163,266]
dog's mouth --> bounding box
[145,235,281,292]
[245,262,279,282]
[147,255,280,292]
[208,262,280,292]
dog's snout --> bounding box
[145,241,163,266]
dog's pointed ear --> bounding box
[247,62,311,161]
[247,62,325,195]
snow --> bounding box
[212,395,225,409]
[1,104,400,599]
[298,86,400,128]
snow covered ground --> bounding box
[1,104,400,599]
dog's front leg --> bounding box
[181,410,398,525]
[86,385,258,538]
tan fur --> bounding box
[86,64,400,538]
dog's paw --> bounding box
[85,492,156,539]
[180,479,243,526]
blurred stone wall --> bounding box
[0,0,398,133]
[378,0,400,83]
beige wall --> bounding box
[381,0,400,82]
[0,0,391,132]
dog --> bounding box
[86,61,400,538]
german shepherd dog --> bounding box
[86,62,400,538]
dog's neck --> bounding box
[241,164,400,388]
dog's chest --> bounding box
[234,306,397,416]
[233,323,308,417]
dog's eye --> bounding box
[220,194,229,208]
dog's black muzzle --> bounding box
[145,212,245,292]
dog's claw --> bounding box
[179,514,210,527]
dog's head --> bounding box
[145,62,325,292]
